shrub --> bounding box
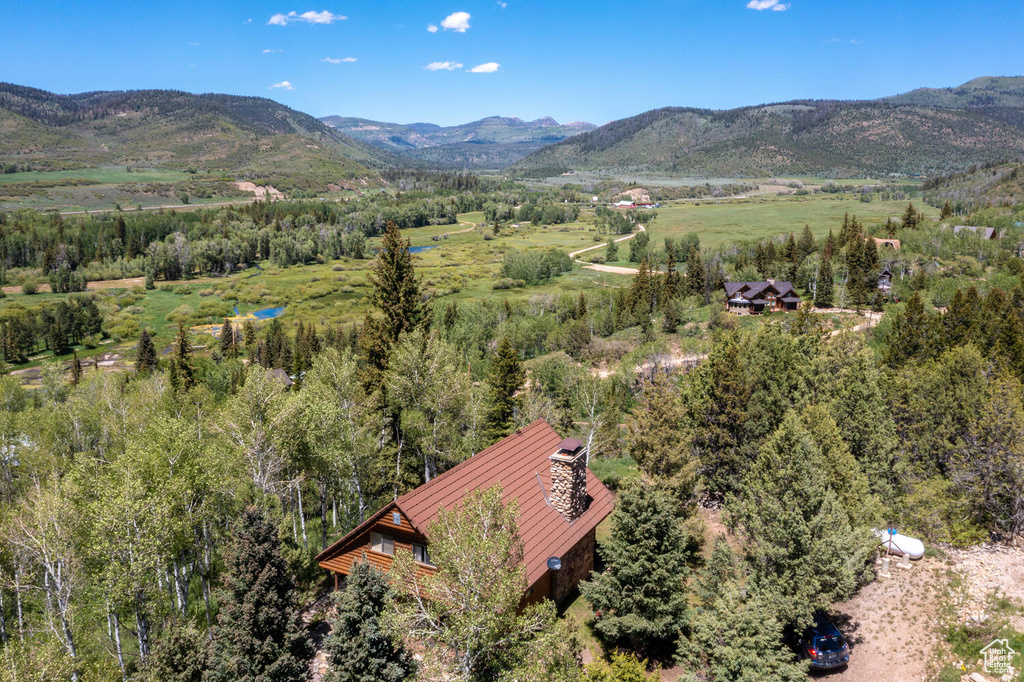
[492,278,526,290]
[21,280,38,295]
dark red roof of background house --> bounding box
[316,420,615,587]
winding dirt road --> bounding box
[570,224,649,275]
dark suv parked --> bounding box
[798,615,850,670]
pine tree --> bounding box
[172,321,194,391]
[861,236,880,297]
[814,256,834,309]
[324,560,414,682]
[943,286,980,348]
[729,412,875,626]
[135,328,157,375]
[884,292,934,367]
[661,298,680,334]
[678,537,807,682]
[206,507,312,682]
[627,375,695,506]
[629,258,654,319]
[940,200,954,219]
[219,318,235,358]
[575,291,588,320]
[363,221,429,372]
[134,623,209,682]
[442,300,459,332]
[580,485,693,656]
[485,337,525,441]
[823,229,836,261]
[797,224,817,260]
[901,202,919,230]
[243,319,257,357]
[689,332,751,496]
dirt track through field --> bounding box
[571,224,658,275]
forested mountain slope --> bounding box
[321,114,596,169]
[923,159,1024,211]
[513,77,1024,177]
[0,83,399,181]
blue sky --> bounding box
[2,1,1023,126]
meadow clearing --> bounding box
[0,190,915,373]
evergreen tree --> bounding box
[362,221,429,373]
[219,318,236,358]
[575,291,589,320]
[173,321,194,392]
[661,298,680,334]
[884,292,933,367]
[243,319,257,357]
[485,337,525,440]
[940,200,954,219]
[689,332,750,496]
[729,413,875,626]
[629,231,649,263]
[206,507,312,682]
[677,538,807,682]
[814,256,834,309]
[324,560,414,682]
[943,286,979,348]
[901,202,919,230]
[627,375,695,506]
[580,485,693,656]
[442,300,459,333]
[629,259,654,319]
[797,225,816,260]
[134,623,209,682]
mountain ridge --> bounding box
[320,114,596,169]
[512,77,1024,178]
[0,83,400,184]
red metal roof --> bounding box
[316,420,615,587]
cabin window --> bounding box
[370,532,394,556]
[413,543,432,566]
[392,511,402,526]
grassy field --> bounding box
[644,195,938,247]
[0,166,194,185]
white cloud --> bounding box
[468,62,500,73]
[263,48,283,53]
[321,56,356,63]
[268,10,346,26]
[269,81,294,90]
[424,61,463,71]
[746,0,789,10]
[427,23,438,32]
[440,11,471,32]
[187,41,199,46]
[497,1,507,7]
[341,56,357,62]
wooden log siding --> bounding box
[318,504,436,580]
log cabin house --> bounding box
[723,280,802,314]
[314,420,615,605]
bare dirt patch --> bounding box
[830,558,947,682]
[233,181,283,200]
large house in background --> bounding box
[723,280,802,314]
[315,421,615,605]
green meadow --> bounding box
[0,166,195,185]
[645,195,938,246]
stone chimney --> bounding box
[549,438,587,522]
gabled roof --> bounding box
[723,281,799,302]
[953,225,997,239]
[316,420,615,587]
